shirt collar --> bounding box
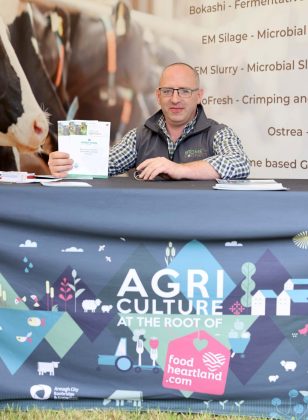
[158,108,199,141]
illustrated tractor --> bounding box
[97,337,160,373]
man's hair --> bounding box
[162,62,200,87]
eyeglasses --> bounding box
[158,87,199,98]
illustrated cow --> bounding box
[0,14,49,170]
[103,389,143,407]
[37,361,59,376]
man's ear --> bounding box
[197,88,204,104]
[155,88,161,105]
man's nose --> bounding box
[171,90,180,101]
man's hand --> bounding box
[136,157,220,181]
[48,151,73,178]
[136,157,182,180]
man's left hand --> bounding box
[136,157,182,180]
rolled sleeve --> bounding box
[206,127,250,179]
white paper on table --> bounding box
[58,120,110,178]
[41,181,92,187]
[0,173,63,183]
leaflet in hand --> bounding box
[58,120,110,178]
[213,179,288,191]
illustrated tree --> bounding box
[240,262,256,308]
[69,269,86,312]
[165,242,176,265]
[59,277,73,311]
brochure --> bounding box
[213,179,288,191]
[58,120,110,178]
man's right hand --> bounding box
[48,151,73,178]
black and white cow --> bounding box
[0,15,49,170]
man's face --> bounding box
[156,65,204,128]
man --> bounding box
[48,62,250,180]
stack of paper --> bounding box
[0,171,35,183]
[213,179,288,191]
[0,172,63,184]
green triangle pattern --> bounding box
[45,312,83,358]
[0,273,28,310]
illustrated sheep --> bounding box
[280,360,297,372]
[101,305,113,313]
[268,375,279,383]
[81,299,102,313]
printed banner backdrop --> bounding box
[130,0,308,179]
[1,180,308,416]
[1,0,306,178]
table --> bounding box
[0,178,308,415]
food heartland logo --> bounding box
[163,330,230,395]
[202,352,226,372]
